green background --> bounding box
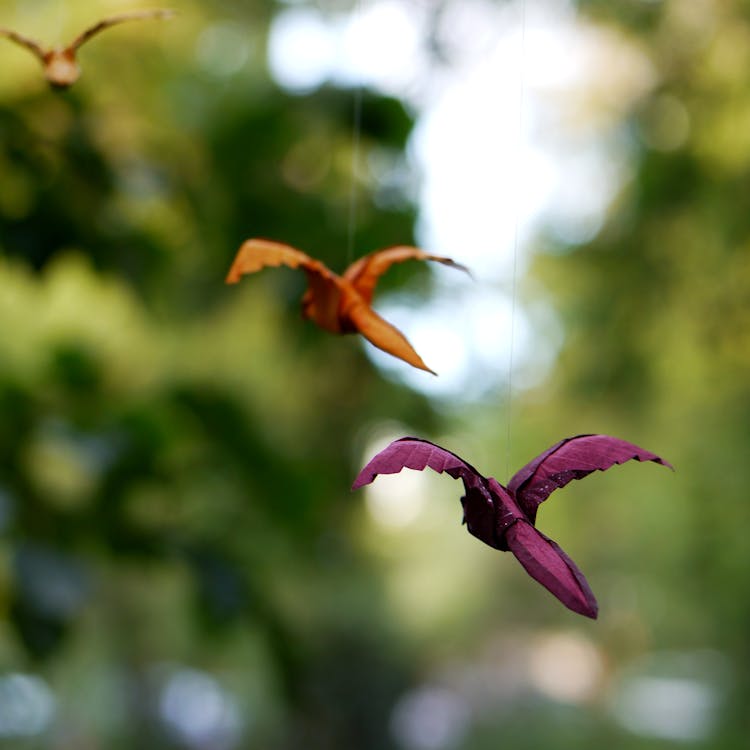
[0,1,747,748]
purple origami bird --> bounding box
[353,434,672,618]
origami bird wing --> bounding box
[69,9,174,51]
[507,434,672,524]
[342,245,470,305]
[344,297,436,373]
[225,239,344,332]
[0,28,46,61]
[353,437,490,496]
[504,521,598,618]
[225,238,334,283]
[355,438,508,548]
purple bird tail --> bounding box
[505,521,598,618]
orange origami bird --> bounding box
[225,239,470,374]
[0,9,174,89]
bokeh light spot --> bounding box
[0,674,56,738]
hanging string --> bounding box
[506,0,527,475]
[345,0,365,265]
[346,85,363,264]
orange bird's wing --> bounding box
[225,238,327,282]
[69,9,174,51]
[225,239,344,333]
[0,27,46,62]
[342,245,470,305]
[343,293,436,374]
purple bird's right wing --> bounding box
[505,521,598,618]
[508,434,672,523]
[353,437,488,494]
[355,438,506,551]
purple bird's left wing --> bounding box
[508,434,672,524]
[353,437,488,495]
[505,521,598,618]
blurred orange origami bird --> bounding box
[0,9,174,89]
[225,239,470,374]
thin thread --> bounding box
[346,84,364,264]
[345,0,365,265]
[506,0,527,475]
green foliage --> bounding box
[0,2,430,746]
[527,0,750,744]
[0,0,747,748]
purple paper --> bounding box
[507,434,673,523]
[353,435,672,619]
